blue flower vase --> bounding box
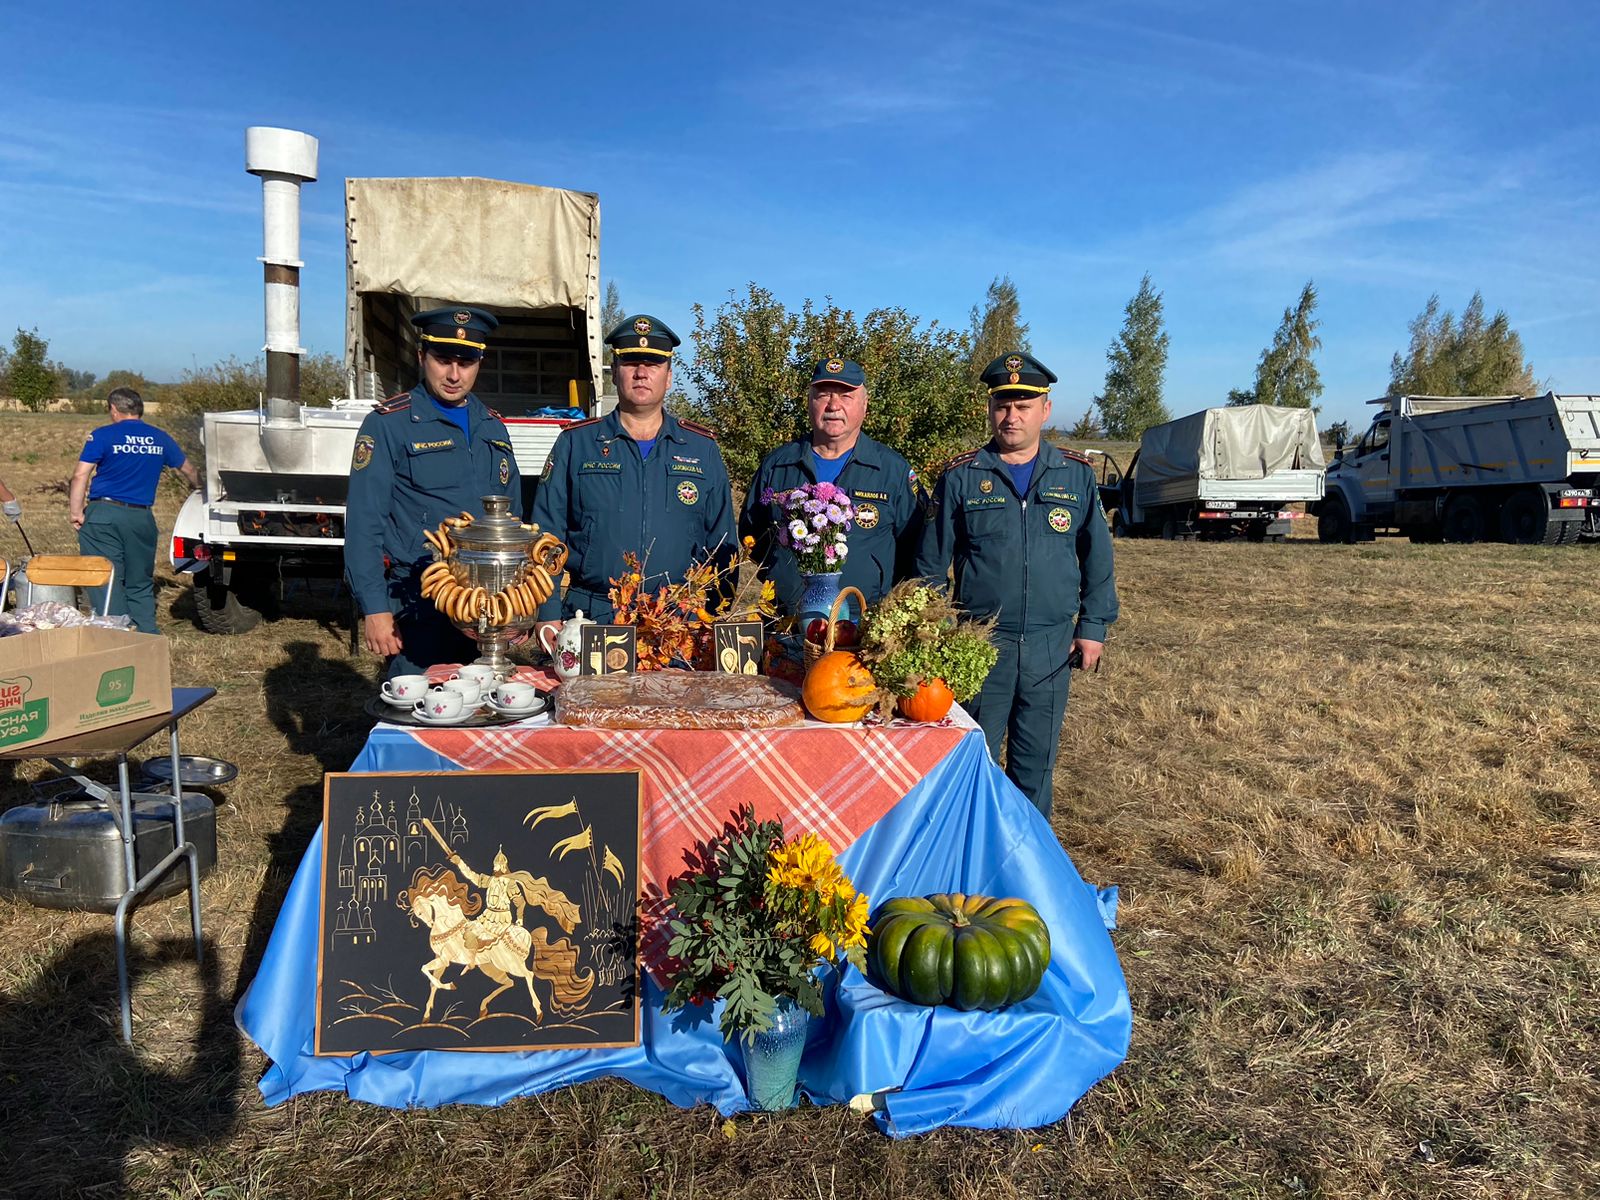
[743,997,812,1111]
[798,571,845,625]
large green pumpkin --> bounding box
[867,893,1051,1011]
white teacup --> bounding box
[441,678,484,706]
[454,664,498,689]
[415,686,466,720]
[381,674,429,702]
[492,681,539,710]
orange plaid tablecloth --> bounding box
[393,672,973,974]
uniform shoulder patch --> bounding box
[677,418,719,440]
[374,392,411,416]
[484,406,505,421]
[563,417,602,431]
[938,448,982,475]
[1058,446,1093,466]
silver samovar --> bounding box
[435,495,568,679]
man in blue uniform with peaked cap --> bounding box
[915,351,1118,818]
[532,315,735,635]
[345,306,521,677]
[740,357,920,615]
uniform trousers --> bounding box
[385,561,478,679]
[965,628,1074,818]
[77,501,159,634]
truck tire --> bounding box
[1110,511,1129,538]
[1441,495,1487,544]
[1317,495,1354,544]
[193,567,263,634]
[1499,489,1559,545]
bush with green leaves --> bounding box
[677,285,989,487]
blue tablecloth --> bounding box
[236,725,1130,1135]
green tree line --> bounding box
[5,281,1543,474]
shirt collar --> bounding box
[598,408,686,444]
[408,384,478,428]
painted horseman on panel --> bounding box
[397,840,594,1023]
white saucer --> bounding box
[484,696,547,719]
[379,692,426,708]
[410,707,477,726]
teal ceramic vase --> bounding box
[744,997,812,1111]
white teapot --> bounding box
[538,610,594,683]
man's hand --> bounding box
[70,508,86,530]
[2,499,21,523]
[1071,638,1104,673]
[363,612,403,657]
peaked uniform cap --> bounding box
[607,314,681,363]
[412,305,499,361]
[981,351,1057,398]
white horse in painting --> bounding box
[398,865,594,1023]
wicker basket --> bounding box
[803,585,866,670]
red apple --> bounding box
[807,618,858,646]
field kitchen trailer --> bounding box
[1098,404,1325,541]
[171,127,604,632]
[1316,393,1600,545]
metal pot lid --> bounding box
[452,495,541,553]
[140,755,239,787]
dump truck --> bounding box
[1098,404,1325,540]
[1316,393,1600,545]
[171,127,604,633]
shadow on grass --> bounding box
[0,933,239,1198]
[231,641,375,1001]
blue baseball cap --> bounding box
[810,357,866,388]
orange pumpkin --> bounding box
[897,677,954,723]
[802,651,878,723]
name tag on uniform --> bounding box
[669,462,704,476]
[580,460,622,472]
[853,489,889,502]
[488,439,513,454]
[964,496,1008,510]
[410,438,457,453]
[1040,488,1078,503]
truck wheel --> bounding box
[1110,511,1129,538]
[1317,496,1353,544]
[1499,489,1557,545]
[193,567,263,634]
[1441,495,1487,544]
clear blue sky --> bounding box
[3,1,1597,432]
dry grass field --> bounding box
[0,414,1595,1199]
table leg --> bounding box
[115,753,136,1045]
[171,723,203,964]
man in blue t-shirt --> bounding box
[68,387,200,633]
[740,358,921,616]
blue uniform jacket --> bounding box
[344,385,521,617]
[531,409,736,620]
[738,434,921,613]
[914,443,1118,640]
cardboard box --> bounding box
[0,628,172,749]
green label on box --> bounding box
[96,667,135,707]
[0,698,49,745]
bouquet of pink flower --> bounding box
[761,481,855,574]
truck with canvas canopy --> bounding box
[1098,405,1325,541]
